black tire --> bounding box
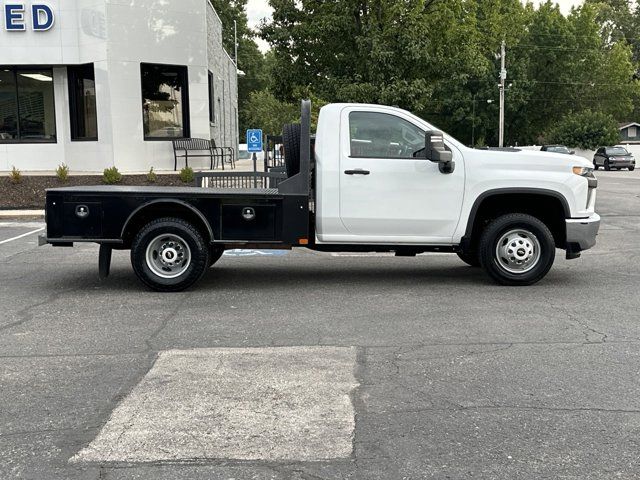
[131,217,210,292]
[283,123,301,178]
[604,160,611,171]
[479,213,556,286]
[593,162,599,171]
[209,247,224,267]
[457,250,481,267]
[629,166,635,171]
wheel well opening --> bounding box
[122,202,213,248]
[468,193,567,250]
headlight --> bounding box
[573,166,594,176]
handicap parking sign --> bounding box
[247,129,263,153]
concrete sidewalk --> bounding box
[0,210,45,220]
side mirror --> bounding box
[425,131,455,174]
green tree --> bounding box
[259,0,639,145]
[243,90,299,137]
[547,110,619,149]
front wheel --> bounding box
[593,162,599,171]
[629,166,635,171]
[131,217,210,292]
[604,160,611,171]
[479,213,556,286]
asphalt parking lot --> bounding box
[1,170,639,479]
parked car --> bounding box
[41,101,600,291]
[541,145,574,155]
[593,146,635,171]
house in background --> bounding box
[619,122,640,144]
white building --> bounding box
[0,0,239,172]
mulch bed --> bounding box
[0,175,188,209]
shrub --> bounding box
[146,167,158,183]
[103,166,122,184]
[547,110,619,150]
[56,163,70,182]
[179,166,194,183]
[9,166,21,184]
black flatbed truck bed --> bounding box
[41,101,313,291]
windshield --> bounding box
[546,146,570,154]
[606,147,629,156]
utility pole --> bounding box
[499,40,506,148]
[234,20,238,66]
[472,93,476,147]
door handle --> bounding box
[344,169,370,175]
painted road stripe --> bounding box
[72,346,358,463]
[0,222,45,228]
[0,227,45,245]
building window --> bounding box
[629,126,637,138]
[0,67,56,143]
[141,63,189,140]
[68,64,98,141]
[208,71,215,124]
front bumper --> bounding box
[566,213,600,255]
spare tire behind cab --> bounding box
[283,123,301,178]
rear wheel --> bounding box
[456,250,481,267]
[479,213,555,286]
[593,162,599,171]
[131,217,209,292]
[604,159,611,171]
[629,166,635,171]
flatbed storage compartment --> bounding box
[220,202,281,241]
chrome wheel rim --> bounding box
[145,234,191,279]
[495,229,541,274]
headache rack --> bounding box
[194,171,287,189]
[193,99,312,197]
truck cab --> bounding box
[42,101,600,291]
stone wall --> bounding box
[207,3,239,157]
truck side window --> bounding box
[349,112,425,159]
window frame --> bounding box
[208,71,215,125]
[0,65,57,144]
[347,111,426,160]
[140,62,190,141]
[67,63,98,142]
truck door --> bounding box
[339,107,465,243]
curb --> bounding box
[0,210,45,220]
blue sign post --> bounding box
[246,129,263,188]
[247,129,263,152]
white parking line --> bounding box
[0,227,45,245]
[0,222,45,228]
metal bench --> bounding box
[211,139,235,170]
[172,138,219,171]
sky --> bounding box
[245,0,585,53]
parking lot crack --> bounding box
[0,286,72,334]
[144,292,193,353]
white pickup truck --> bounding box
[41,100,600,291]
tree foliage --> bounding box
[258,0,640,146]
[547,110,620,149]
